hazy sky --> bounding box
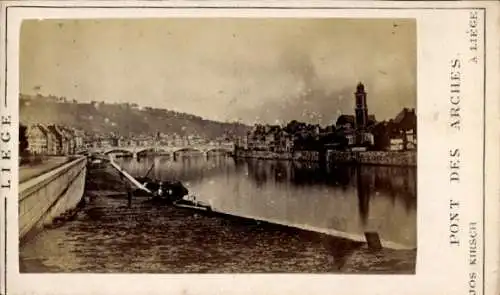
[20,18,416,125]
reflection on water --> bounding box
[117,156,417,249]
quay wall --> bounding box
[326,150,416,166]
[19,156,87,242]
[235,149,416,167]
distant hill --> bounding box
[20,94,250,139]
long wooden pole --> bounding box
[109,158,152,194]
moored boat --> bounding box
[137,178,189,203]
[109,159,210,209]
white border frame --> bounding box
[1,1,499,295]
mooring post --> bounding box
[364,232,382,251]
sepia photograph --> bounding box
[17,17,418,274]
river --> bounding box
[119,155,417,250]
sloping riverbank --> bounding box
[20,162,416,273]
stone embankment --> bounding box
[235,150,416,167]
[327,150,416,166]
[19,156,87,242]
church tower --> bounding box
[354,82,369,130]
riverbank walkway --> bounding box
[19,156,72,183]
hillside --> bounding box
[20,94,250,139]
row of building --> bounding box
[26,124,85,156]
[328,107,417,151]
[25,123,234,155]
[237,83,417,152]
[238,112,416,153]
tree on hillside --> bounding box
[19,96,251,141]
[19,124,29,156]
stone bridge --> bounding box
[88,143,235,158]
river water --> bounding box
[119,155,417,250]
[19,154,417,273]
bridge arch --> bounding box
[205,148,232,156]
[136,147,168,155]
[104,149,134,155]
[172,147,203,156]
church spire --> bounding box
[354,82,368,130]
